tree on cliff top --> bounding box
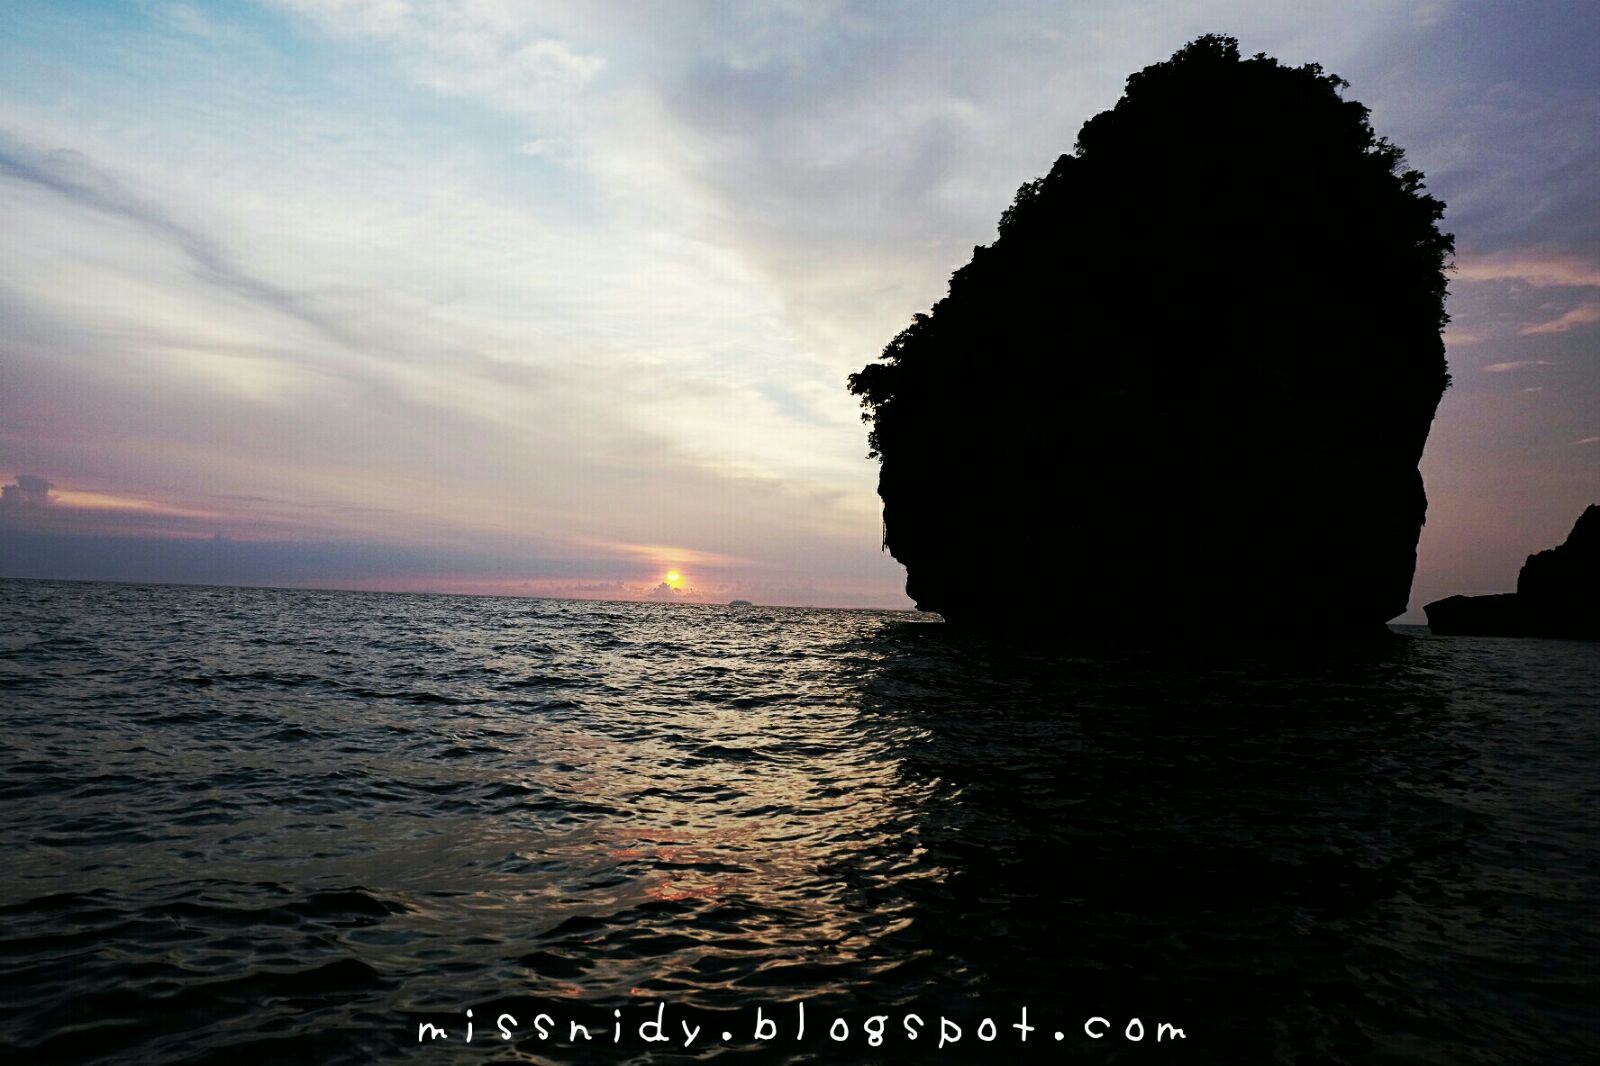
[848,34,1454,628]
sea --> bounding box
[0,578,1595,1065]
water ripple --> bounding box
[0,579,1596,1063]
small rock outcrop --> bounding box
[848,35,1453,629]
[1425,506,1600,638]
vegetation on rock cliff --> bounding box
[849,35,1454,627]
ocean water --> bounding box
[0,579,1595,1065]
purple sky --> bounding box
[1,1,1596,617]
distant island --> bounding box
[1425,506,1599,639]
[848,35,1453,630]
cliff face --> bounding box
[1518,505,1600,630]
[848,36,1453,629]
[1426,506,1600,639]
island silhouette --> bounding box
[849,35,1454,630]
[1425,505,1599,638]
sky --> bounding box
[0,0,1595,617]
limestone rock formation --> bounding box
[1426,506,1600,639]
[848,35,1453,629]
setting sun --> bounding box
[663,570,684,589]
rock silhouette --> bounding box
[848,35,1453,629]
[1425,506,1600,638]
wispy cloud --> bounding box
[3,0,1599,611]
[1519,301,1600,335]
[49,490,225,519]
[1454,252,1600,288]
[0,131,353,349]
[1481,359,1555,372]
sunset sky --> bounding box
[1,1,1595,617]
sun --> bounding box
[663,569,684,589]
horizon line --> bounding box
[0,574,920,614]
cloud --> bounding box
[0,475,54,511]
[1481,359,1555,372]
[1411,1,1453,28]
[0,472,237,537]
[1574,436,1600,446]
[516,37,606,83]
[7,0,1598,615]
[591,541,749,568]
[1453,252,1600,288]
[0,128,377,364]
[270,1,607,151]
[647,580,684,601]
[0,126,585,400]
[0,109,894,564]
[153,2,231,41]
[1519,301,1600,335]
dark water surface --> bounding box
[1,579,1595,1064]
